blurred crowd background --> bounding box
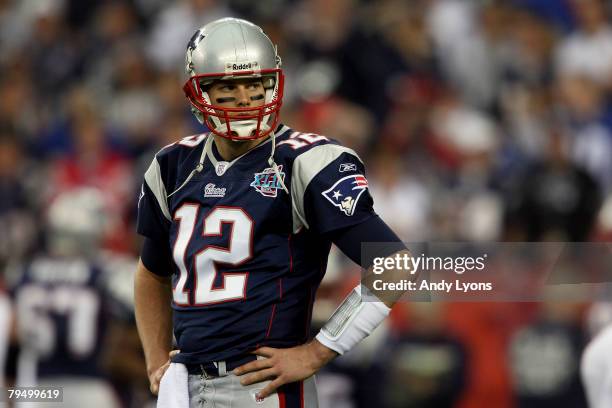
[1,0,612,407]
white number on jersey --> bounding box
[173,206,253,305]
[277,132,329,150]
[16,286,100,357]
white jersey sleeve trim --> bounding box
[290,144,362,232]
[144,157,172,221]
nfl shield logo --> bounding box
[250,165,285,198]
[322,174,369,216]
[215,162,229,176]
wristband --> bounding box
[315,285,390,355]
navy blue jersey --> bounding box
[137,125,376,365]
[12,256,108,379]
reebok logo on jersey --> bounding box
[339,163,357,172]
[322,174,368,216]
[204,183,226,198]
[250,165,285,198]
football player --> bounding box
[11,188,122,407]
[135,17,408,408]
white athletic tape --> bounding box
[315,285,390,355]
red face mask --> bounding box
[183,69,284,141]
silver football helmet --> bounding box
[46,187,111,257]
[183,18,284,140]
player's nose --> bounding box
[235,85,250,107]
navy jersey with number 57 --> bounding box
[137,125,376,365]
[12,256,108,379]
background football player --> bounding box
[10,188,124,408]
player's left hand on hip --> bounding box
[149,349,180,396]
[233,341,337,399]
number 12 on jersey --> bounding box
[172,205,253,306]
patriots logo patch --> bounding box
[250,165,285,198]
[322,175,369,216]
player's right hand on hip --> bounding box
[149,350,180,396]
[233,341,337,400]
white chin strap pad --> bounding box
[315,285,391,355]
[231,119,270,138]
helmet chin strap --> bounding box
[267,130,289,195]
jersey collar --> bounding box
[204,124,291,175]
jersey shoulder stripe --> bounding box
[143,133,209,222]
[144,157,171,221]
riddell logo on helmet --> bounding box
[226,61,259,71]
